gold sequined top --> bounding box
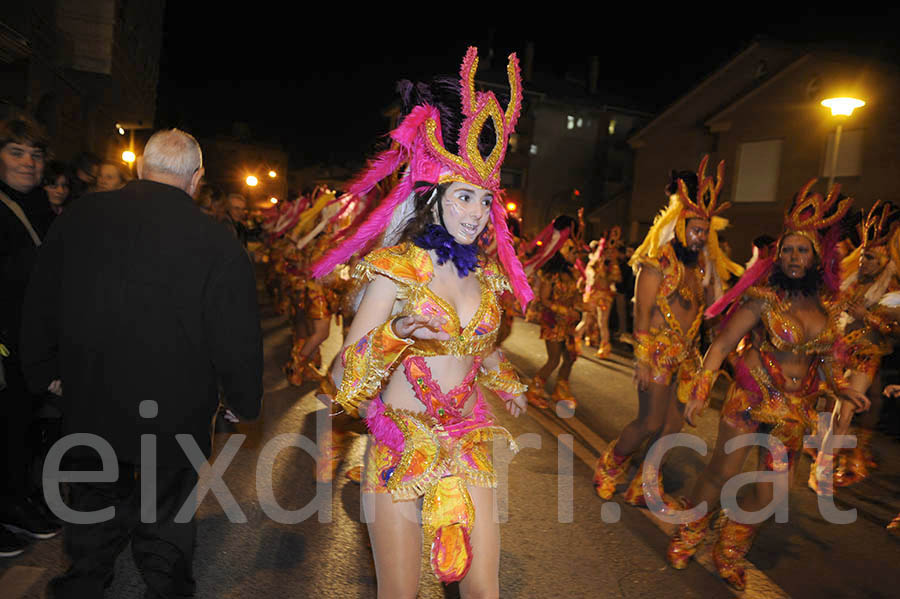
[354,243,510,358]
[743,286,840,355]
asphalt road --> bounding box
[2,302,899,598]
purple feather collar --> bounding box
[414,224,480,278]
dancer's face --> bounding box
[859,249,886,279]
[779,234,815,278]
[438,181,493,245]
[684,218,709,252]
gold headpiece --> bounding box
[782,179,852,256]
[860,201,897,252]
[678,155,731,221]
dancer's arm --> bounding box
[479,349,527,417]
[683,301,762,426]
[330,274,448,417]
[632,264,662,391]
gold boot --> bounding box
[525,376,550,409]
[667,501,714,569]
[712,514,759,591]
[315,429,348,483]
[551,379,576,414]
[595,340,612,359]
[592,440,631,500]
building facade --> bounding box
[628,41,900,261]
[0,0,163,162]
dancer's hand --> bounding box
[884,384,900,399]
[505,393,526,417]
[633,362,650,391]
[838,387,870,413]
[393,314,451,341]
[683,398,704,427]
[47,379,63,396]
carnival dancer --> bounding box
[809,202,900,493]
[593,158,742,507]
[667,180,870,590]
[521,215,583,412]
[282,189,340,386]
[312,47,531,596]
[578,226,623,359]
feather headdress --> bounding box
[311,46,532,310]
[629,156,743,300]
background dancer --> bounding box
[593,158,742,507]
[668,180,870,590]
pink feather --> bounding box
[705,256,774,318]
[346,148,405,198]
[312,175,413,278]
[491,200,533,310]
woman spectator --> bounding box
[42,160,70,215]
[95,161,129,191]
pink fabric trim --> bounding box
[365,397,405,454]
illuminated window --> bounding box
[576,117,583,128]
[567,115,574,130]
[529,144,538,155]
[608,119,617,135]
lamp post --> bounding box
[820,97,865,189]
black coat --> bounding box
[21,180,263,468]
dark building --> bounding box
[0,0,164,162]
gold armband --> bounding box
[633,330,652,364]
[335,319,414,417]
[477,354,527,401]
[679,368,717,406]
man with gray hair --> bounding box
[21,128,263,597]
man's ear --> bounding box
[189,166,205,197]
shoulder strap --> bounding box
[0,190,41,247]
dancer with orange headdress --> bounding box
[579,226,623,359]
[312,47,530,597]
[593,158,742,508]
[667,180,870,590]
[809,201,900,494]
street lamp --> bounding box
[122,150,136,164]
[820,96,865,189]
[246,175,259,187]
[269,197,278,204]
[268,170,277,178]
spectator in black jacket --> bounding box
[0,116,60,558]
[21,128,264,597]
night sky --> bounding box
[155,9,900,167]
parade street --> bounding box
[2,296,899,599]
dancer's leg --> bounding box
[458,486,500,599]
[534,341,562,381]
[363,492,422,599]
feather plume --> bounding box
[491,199,533,310]
[312,176,413,278]
[705,256,774,318]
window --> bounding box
[529,144,538,155]
[566,115,575,130]
[734,140,782,203]
[823,128,863,178]
[576,117,583,128]
[608,119,617,136]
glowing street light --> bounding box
[246,175,259,187]
[122,150,136,164]
[117,126,125,136]
[505,201,518,213]
[270,197,278,204]
[268,170,277,178]
[820,96,865,188]
[821,97,865,117]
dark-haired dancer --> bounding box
[593,158,742,507]
[312,47,530,597]
[668,180,870,590]
[522,215,583,412]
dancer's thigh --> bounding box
[363,492,422,599]
[458,485,500,599]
